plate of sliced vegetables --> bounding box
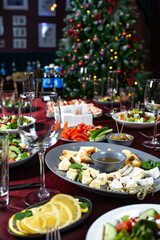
[8,193,92,238]
[7,134,37,168]
[86,204,160,240]
[112,109,160,129]
[60,122,112,142]
[0,115,35,134]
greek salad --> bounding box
[8,134,32,163]
[103,208,160,240]
[0,115,33,130]
[117,109,160,123]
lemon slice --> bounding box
[20,203,60,234]
[51,201,73,228]
[8,214,25,236]
[51,194,81,222]
[80,206,89,213]
[16,220,29,234]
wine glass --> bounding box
[107,70,118,115]
[143,79,160,148]
[22,72,35,116]
[79,67,90,100]
[18,92,61,205]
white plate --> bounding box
[112,111,160,129]
[85,203,160,240]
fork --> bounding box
[46,226,53,240]
[54,226,61,240]
[139,131,160,139]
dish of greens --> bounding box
[86,204,160,240]
[112,109,160,129]
[7,134,37,168]
[0,115,34,134]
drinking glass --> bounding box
[79,67,90,100]
[1,91,15,117]
[120,87,135,111]
[143,79,160,148]
[22,72,35,92]
[107,70,118,114]
[18,92,61,205]
[0,132,9,207]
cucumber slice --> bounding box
[95,134,106,141]
[139,208,158,219]
[9,149,17,159]
[103,223,117,240]
[9,146,20,155]
[97,129,113,137]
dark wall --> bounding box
[0,0,66,74]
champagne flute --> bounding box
[107,70,118,115]
[18,92,61,206]
[143,79,160,148]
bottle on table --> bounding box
[26,61,32,72]
[0,63,7,81]
[42,66,54,92]
[54,66,64,98]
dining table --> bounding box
[1,100,160,240]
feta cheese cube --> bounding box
[109,179,122,189]
[137,177,154,186]
[89,179,101,189]
[144,167,160,179]
[58,158,71,171]
[66,168,78,181]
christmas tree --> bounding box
[55,0,147,100]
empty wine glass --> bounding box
[107,70,118,114]
[79,67,90,99]
[22,72,35,92]
[143,79,160,148]
[18,92,61,205]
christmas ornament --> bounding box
[71,66,75,71]
[122,31,126,36]
[85,3,89,8]
[98,19,102,24]
[77,23,82,28]
[100,49,105,55]
[68,53,71,57]
[93,35,97,41]
[126,24,130,29]
[84,54,90,60]
[78,61,83,66]
[62,58,65,62]
[127,44,131,49]
[69,18,74,23]
[72,56,76,61]
[117,69,121,74]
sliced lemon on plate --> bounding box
[8,214,25,236]
[51,201,73,228]
[20,204,59,234]
[51,194,82,222]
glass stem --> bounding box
[153,110,158,144]
[38,150,46,191]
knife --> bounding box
[9,182,41,190]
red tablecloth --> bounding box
[1,102,160,240]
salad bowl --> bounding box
[112,111,160,129]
